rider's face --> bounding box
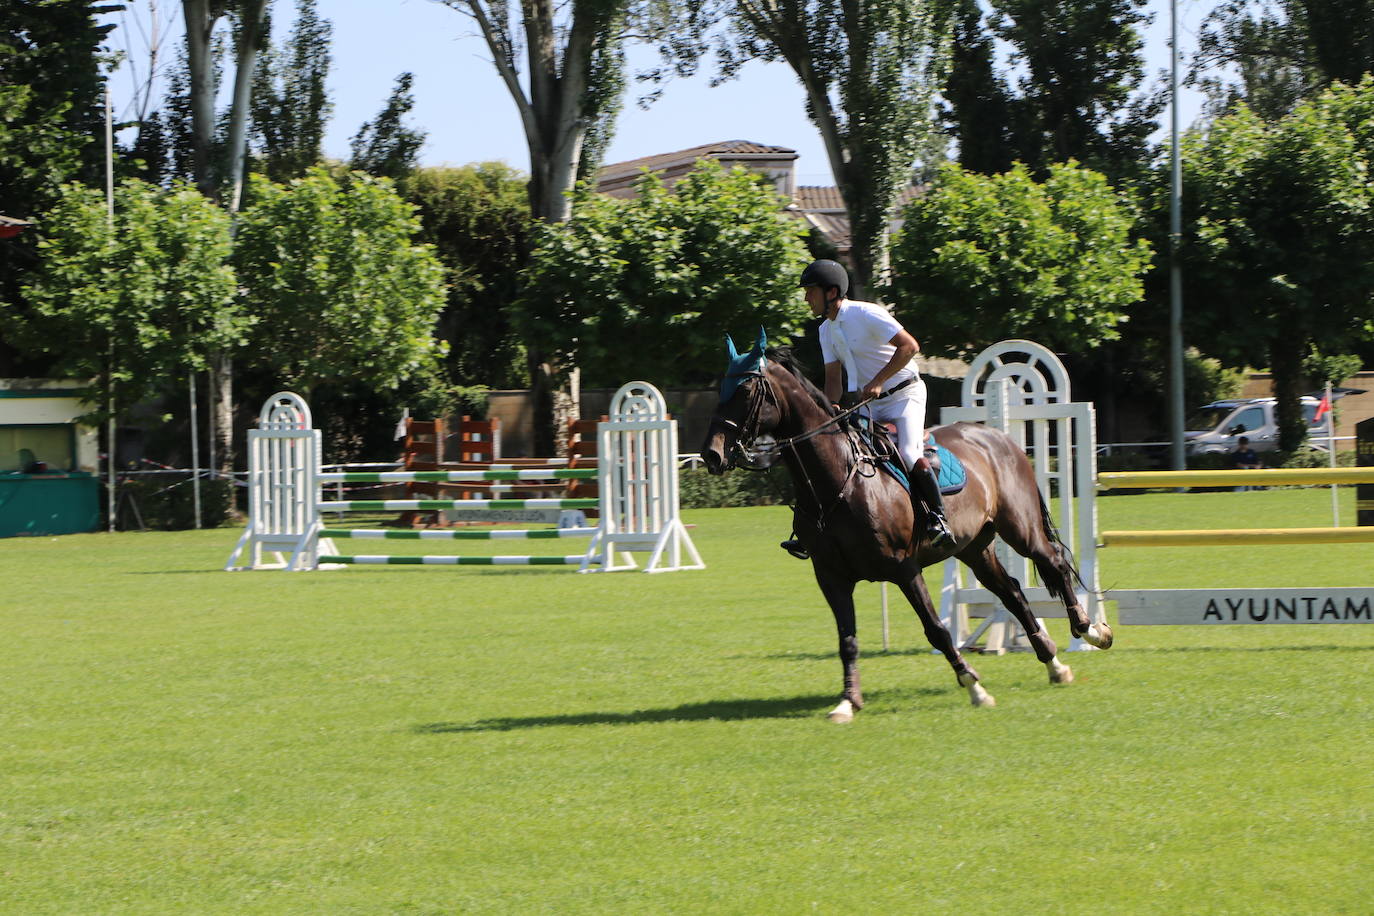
[804,285,831,318]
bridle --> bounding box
[718,364,877,469]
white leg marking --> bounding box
[1046,656,1074,684]
[1083,622,1114,649]
[827,699,855,723]
[958,672,996,707]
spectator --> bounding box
[1232,436,1261,491]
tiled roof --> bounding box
[598,141,799,182]
[796,186,845,211]
[796,184,927,212]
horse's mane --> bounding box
[766,346,835,416]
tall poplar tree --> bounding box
[250,0,332,182]
[726,0,955,296]
[989,0,1157,181]
[349,73,427,182]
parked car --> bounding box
[1185,397,1328,456]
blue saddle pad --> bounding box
[925,434,967,495]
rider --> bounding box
[781,259,955,557]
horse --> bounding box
[700,331,1112,720]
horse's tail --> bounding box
[1037,489,1096,602]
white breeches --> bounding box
[859,378,928,469]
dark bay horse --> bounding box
[700,335,1112,720]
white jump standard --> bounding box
[226,382,703,573]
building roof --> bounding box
[598,141,799,184]
[796,186,846,211]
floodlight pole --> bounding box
[1168,0,1187,471]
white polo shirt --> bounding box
[819,299,918,393]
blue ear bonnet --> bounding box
[719,328,768,404]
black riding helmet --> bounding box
[799,259,849,299]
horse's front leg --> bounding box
[813,568,862,722]
[894,567,996,708]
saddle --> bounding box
[844,414,966,496]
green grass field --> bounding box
[2,487,1371,913]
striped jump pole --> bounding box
[317,468,598,483]
[320,527,599,540]
[318,498,599,512]
[318,554,600,566]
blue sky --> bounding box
[104,0,1217,187]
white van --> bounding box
[1185,397,1328,456]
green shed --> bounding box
[0,380,100,537]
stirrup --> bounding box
[926,519,955,550]
[779,538,810,560]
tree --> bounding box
[3,180,247,417]
[181,0,269,201]
[180,0,269,486]
[939,0,1016,175]
[1163,79,1374,453]
[250,0,333,182]
[438,0,633,224]
[726,0,954,296]
[986,0,1158,181]
[889,161,1152,359]
[349,73,426,182]
[1192,0,1323,120]
[405,163,532,391]
[231,168,447,395]
[516,162,813,388]
[0,0,114,374]
[1192,1,1374,122]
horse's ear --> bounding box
[726,334,739,360]
[755,326,768,355]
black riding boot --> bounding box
[779,534,809,560]
[911,464,955,550]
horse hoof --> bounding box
[970,687,996,708]
[1084,623,1114,650]
[827,699,855,723]
[1048,662,1074,685]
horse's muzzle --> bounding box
[701,432,730,475]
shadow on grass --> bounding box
[413,688,949,733]
[761,648,938,661]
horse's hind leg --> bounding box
[1028,548,1112,649]
[893,570,995,708]
[958,545,1075,686]
[814,570,863,722]
[1001,520,1113,650]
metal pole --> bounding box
[190,371,202,528]
[105,85,117,532]
[1168,0,1187,472]
[206,369,216,498]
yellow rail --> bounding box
[1098,467,1374,489]
[1102,526,1374,547]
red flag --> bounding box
[1314,393,1331,422]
